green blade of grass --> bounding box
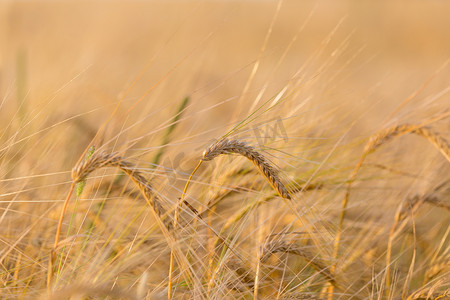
[152,96,190,166]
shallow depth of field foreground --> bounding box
[1,1,449,299]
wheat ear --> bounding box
[425,259,450,282]
[169,138,292,298]
[202,138,291,199]
[49,152,166,288]
[261,239,338,289]
[71,152,165,217]
[203,139,293,298]
[330,124,450,298]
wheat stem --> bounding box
[168,159,203,299]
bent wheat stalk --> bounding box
[330,124,450,298]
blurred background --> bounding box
[2,1,450,133]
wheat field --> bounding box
[0,1,449,299]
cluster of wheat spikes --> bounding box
[45,122,450,299]
[331,123,450,298]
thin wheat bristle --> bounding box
[280,293,325,300]
[202,139,291,199]
[398,194,428,222]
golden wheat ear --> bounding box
[72,151,166,217]
[260,237,338,289]
[364,124,450,161]
[202,138,291,199]
[50,151,169,288]
[168,138,293,298]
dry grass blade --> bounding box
[331,124,450,298]
[202,138,291,200]
[406,280,450,300]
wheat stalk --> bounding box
[424,196,450,211]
